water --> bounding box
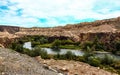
[23,42,32,50]
[23,42,120,60]
[95,53,120,60]
[42,48,84,56]
[23,42,84,56]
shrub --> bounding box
[61,39,74,45]
[101,54,115,65]
[53,53,61,60]
[39,37,48,44]
[83,52,94,61]
[40,49,50,59]
[29,47,50,59]
[12,44,24,53]
[31,42,40,47]
[111,61,120,69]
[51,39,61,51]
[65,51,76,60]
[23,48,31,55]
[87,56,101,67]
[115,41,120,51]
[82,41,93,52]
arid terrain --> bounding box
[0,48,58,75]
[1,17,120,47]
[0,47,118,75]
[36,56,118,75]
[0,17,120,75]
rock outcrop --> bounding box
[36,56,117,75]
[0,25,19,34]
[0,48,58,75]
[15,17,120,42]
[1,17,120,46]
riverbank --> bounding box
[36,56,118,75]
[9,36,120,74]
[39,44,81,50]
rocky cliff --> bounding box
[1,17,120,46]
[16,16,120,42]
[0,25,19,34]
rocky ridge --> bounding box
[0,17,120,46]
[11,17,120,42]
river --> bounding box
[23,42,120,60]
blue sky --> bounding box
[0,0,120,27]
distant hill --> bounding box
[0,16,120,46]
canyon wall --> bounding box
[1,17,120,47]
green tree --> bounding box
[93,36,105,51]
[14,44,24,53]
[61,39,74,45]
[115,40,120,51]
[39,37,48,44]
[31,41,40,47]
[82,41,93,52]
[87,56,101,67]
[83,52,94,61]
[101,54,115,65]
[40,49,50,59]
[51,39,61,51]
[65,51,75,60]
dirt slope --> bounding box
[0,48,58,75]
[36,56,118,75]
[0,47,118,75]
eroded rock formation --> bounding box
[1,17,120,46]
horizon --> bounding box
[0,0,120,27]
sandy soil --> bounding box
[36,56,118,75]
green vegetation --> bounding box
[9,35,120,53]
[8,35,120,74]
[10,35,81,50]
[9,42,50,59]
[51,39,61,51]
[53,51,76,60]
[81,37,105,52]
[9,41,120,74]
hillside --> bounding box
[0,47,117,75]
[0,17,120,75]
[36,56,118,75]
[0,17,120,47]
[0,48,58,75]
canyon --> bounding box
[0,17,120,75]
[1,17,120,47]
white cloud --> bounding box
[9,0,97,18]
[0,0,120,27]
[0,0,8,6]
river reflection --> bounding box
[42,48,84,56]
[23,42,120,60]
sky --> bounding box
[0,0,120,27]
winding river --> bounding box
[23,42,120,60]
